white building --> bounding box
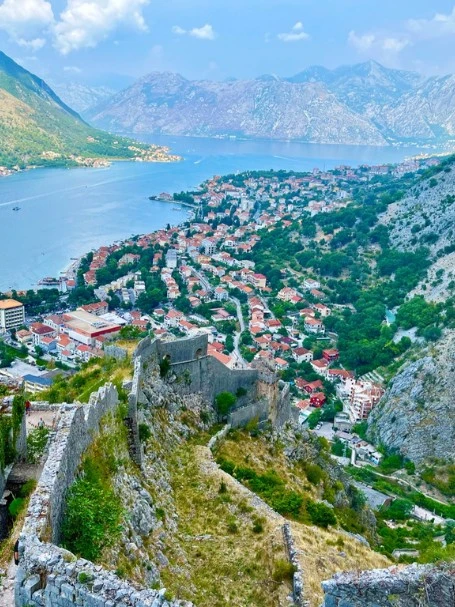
[0,299,25,331]
[165,249,178,269]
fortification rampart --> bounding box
[321,562,455,606]
[134,334,275,420]
[14,382,185,607]
[12,335,455,607]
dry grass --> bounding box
[215,432,391,606]
[115,339,141,356]
[216,432,319,499]
[158,440,292,607]
[290,522,390,606]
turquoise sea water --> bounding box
[0,136,425,291]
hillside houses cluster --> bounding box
[5,158,435,406]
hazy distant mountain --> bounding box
[86,61,455,146]
[0,51,163,168]
[48,81,116,114]
[87,71,387,145]
[289,60,424,112]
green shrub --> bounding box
[227,518,238,533]
[77,572,93,584]
[19,479,37,498]
[252,517,264,534]
[27,426,50,464]
[155,507,165,520]
[61,457,123,562]
[200,410,210,424]
[138,423,151,443]
[272,559,296,583]
[379,454,404,474]
[214,392,237,416]
[8,497,25,518]
[244,416,259,436]
[307,501,336,528]
[405,461,416,475]
[305,463,324,485]
[159,357,171,378]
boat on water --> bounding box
[38,277,60,287]
[12,206,20,211]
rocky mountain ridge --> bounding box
[367,334,455,466]
[368,160,455,471]
[88,71,386,145]
[47,80,116,114]
[87,61,455,146]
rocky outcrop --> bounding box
[383,161,455,255]
[367,334,455,465]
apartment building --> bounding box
[0,299,25,331]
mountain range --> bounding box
[47,81,116,114]
[0,51,164,169]
[86,61,455,146]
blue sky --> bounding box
[2,0,455,87]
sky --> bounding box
[2,0,455,88]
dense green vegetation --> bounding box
[348,466,455,519]
[26,426,50,464]
[217,457,336,528]
[61,407,127,561]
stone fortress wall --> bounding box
[134,333,292,428]
[15,382,191,607]
[321,562,455,606]
[13,334,455,607]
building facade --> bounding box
[0,299,25,331]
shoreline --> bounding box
[0,150,183,180]
[0,145,442,294]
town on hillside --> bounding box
[0,154,444,473]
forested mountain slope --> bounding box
[0,51,169,168]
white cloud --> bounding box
[17,37,47,50]
[382,37,409,53]
[348,30,376,52]
[54,0,150,54]
[172,23,217,41]
[0,0,53,48]
[190,24,216,40]
[64,65,82,73]
[407,6,455,39]
[277,21,309,43]
[349,29,409,56]
[349,6,455,62]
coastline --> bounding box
[0,141,440,294]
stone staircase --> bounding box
[123,416,141,465]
